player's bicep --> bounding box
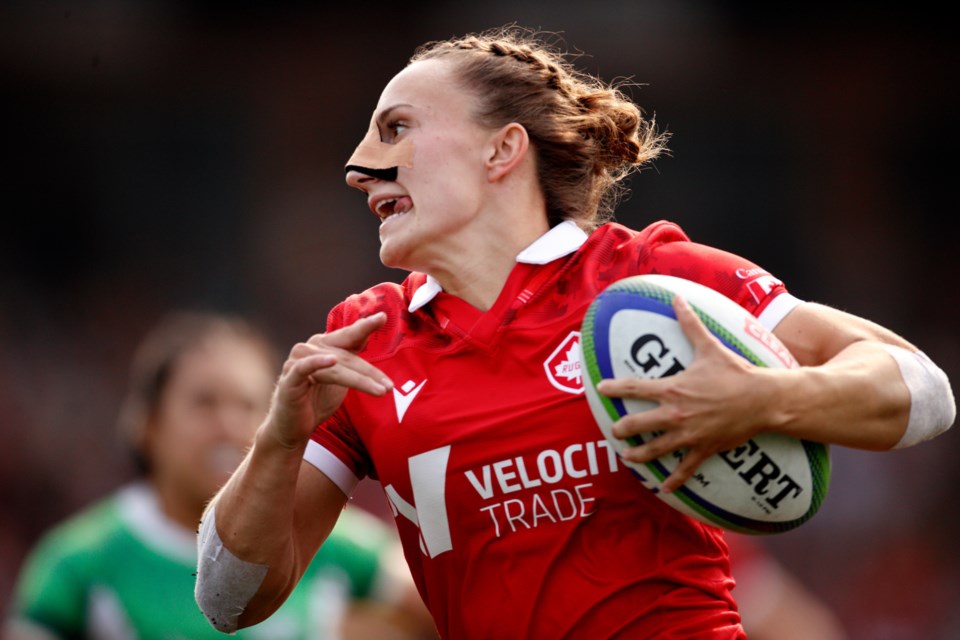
[773,301,916,366]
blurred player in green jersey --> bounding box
[4,311,434,640]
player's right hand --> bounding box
[267,312,394,450]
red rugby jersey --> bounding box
[306,220,798,640]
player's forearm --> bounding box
[765,340,953,449]
[212,423,306,562]
[196,421,307,630]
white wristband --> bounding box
[195,505,270,634]
[879,345,956,449]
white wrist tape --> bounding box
[879,345,956,449]
[195,505,270,634]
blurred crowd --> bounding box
[1,2,957,639]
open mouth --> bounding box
[375,196,413,221]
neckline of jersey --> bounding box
[407,220,588,313]
[426,252,573,348]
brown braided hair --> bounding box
[410,26,669,231]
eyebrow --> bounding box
[376,103,414,126]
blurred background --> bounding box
[1,1,957,638]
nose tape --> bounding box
[344,116,414,181]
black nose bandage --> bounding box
[344,116,414,181]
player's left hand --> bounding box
[597,295,776,493]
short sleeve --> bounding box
[636,220,797,319]
[8,530,89,636]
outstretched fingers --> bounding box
[292,350,391,397]
[285,317,394,395]
[618,420,717,494]
[268,314,396,447]
[598,295,736,493]
[308,312,388,352]
[672,295,713,352]
[662,449,711,494]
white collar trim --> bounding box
[116,482,197,563]
[407,221,588,313]
[408,276,444,313]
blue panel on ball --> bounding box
[590,291,676,419]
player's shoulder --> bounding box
[20,492,125,573]
[585,219,691,253]
[327,274,427,330]
[45,493,122,545]
[588,221,793,321]
[570,221,692,283]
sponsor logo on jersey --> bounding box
[393,378,427,423]
[544,331,584,395]
[383,439,625,556]
[736,268,783,304]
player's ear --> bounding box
[486,123,529,182]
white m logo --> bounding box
[384,446,453,558]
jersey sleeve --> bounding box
[303,296,385,492]
[7,528,90,636]
[636,220,803,328]
[306,410,374,494]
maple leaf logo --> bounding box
[543,331,584,395]
[554,346,582,385]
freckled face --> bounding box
[346,58,496,273]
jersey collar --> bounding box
[117,482,198,563]
[408,220,588,313]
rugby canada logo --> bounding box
[544,331,584,395]
[736,268,783,304]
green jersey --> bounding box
[6,483,398,640]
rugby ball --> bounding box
[580,274,830,535]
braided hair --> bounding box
[410,26,669,231]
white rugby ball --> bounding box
[580,274,830,534]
